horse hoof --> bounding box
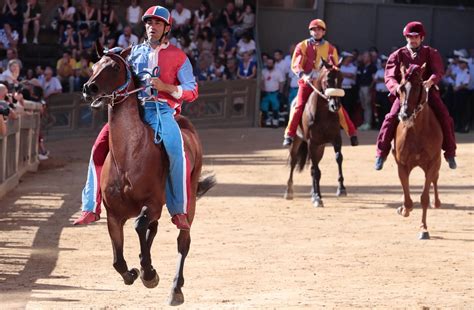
[397,207,410,217]
[140,268,159,288]
[284,192,293,200]
[336,188,347,197]
[419,231,430,240]
[169,291,184,306]
[122,268,139,285]
[312,199,324,208]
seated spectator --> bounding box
[0,23,19,49]
[76,0,98,32]
[0,58,21,87]
[237,51,257,80]
[217,29,236,60]
[126,0,143,37]
[234,4,255,38]
[197,27,215,60]
[40,67,62,100]
[60,23,78,49]
[78,23,96,54]
[207,57,226,81]
[193,1,213,36]
[225,57,238,80]
[55,0,76,38]
[0,83,19,136]
[117,25,138,48]
[195,60,209,82]
[215,1,238,36]
[74,52,93,91]
[2,0,22,33]
[56,50,76,92]
[22,0,42,44]
[171,1,192,36]
[237,33,256,59]
[98,22,116,49]
[98,0,117,32]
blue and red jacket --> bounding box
[128,41,198,114]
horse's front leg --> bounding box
[397,165,413,217]
[309,144,325,208]
[107,212,139,285]
[135,206,159,288]
[418,174,432,240]
[169,230,191,306]
[333,135,346,197]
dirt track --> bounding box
[0,128,473,309]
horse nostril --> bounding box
[89,83,99,95]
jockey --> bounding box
[375,21,457,170]
[282,19,358,147]
[73,5,198,230]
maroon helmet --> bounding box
[403,21,426,37]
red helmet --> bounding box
[403,21,425,37]
[308,19,326,31]
[142,6,172,26]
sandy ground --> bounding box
[0,128,472,309]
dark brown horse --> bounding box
[284,60,347,207]
[393,63,442,240]
[82,44,215,305]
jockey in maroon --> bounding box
[375,21,457,170]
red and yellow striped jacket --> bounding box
[291,39,338,76]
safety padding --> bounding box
[324,88,345,97]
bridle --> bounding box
[398,65,429,123]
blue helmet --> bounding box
[142,6,172,26]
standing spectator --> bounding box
[22,0,41,44]
[98,22,116,49]
[453,57,471,133]
[193,1,213,36]
[77,23,96,54]
[60,23,78,49]
[217,28,236,60]
[76,0,98,32]
[340,51,358,122]
[261,57,285,127]
[0,59,21,87]
[98,0,117,32]
[357,51,377,130]
[40,67,62,100]
[274,49,289,77]
[56,0,76,38]
[126,0,143,37]
[117,25,138,48]
[237,51,257,80]
[373,55,390,129]
[234,4,255,38]
[216,1,238,35]
[56,50,76,92]
[0,23,19,49]
[2,0,22,33]
[236,33,256,59]
[171,1,192,36]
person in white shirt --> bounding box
[126,0,143,36]
[236,33,256,59]
[41,66,62,99]
[453,57,471,132]
[261,57,285,127]
[373,55,390,128]
[339,51,358,122]
[171,1,191,35]
[117,25,139,48]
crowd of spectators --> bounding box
[259,45,474,133]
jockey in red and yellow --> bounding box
[283,19,358,147]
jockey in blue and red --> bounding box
[73,6,198,230]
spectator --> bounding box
[76,0,98,32]
[373,55,390,129]
[55,0,76,38]
[237,33,256,59]
[261,57,285,127]
[98,22,116,49]
[193,1,213,35]
[356,51,377,130]
[74,52,93,91]
[22,0,42,44]
[197,27,215,59]
[274,49,289,77]
[195,60,209,81]
[237,51,257,80]
[77,23,96,53]
[0,83,19,134]
[216,1,238,35]
[234,4,255,38]
[225,57,238,80]
[0,23,19,49]
[60,23,78,49]
[453,57,471,133]
[98,0,117,32]
[340,51,358,121]
[207,57,226,81]
[0,59,21,87]
[217,28,236,60]
[117,25,138,48]
[126,0,143,37]
[171,1,192,36]
[40,66,62,100]
[2,0,22,33]
[56,50,76,92]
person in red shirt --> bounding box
[375,21,457,170]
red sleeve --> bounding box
[428,47,445,85]
[384,50,401,96]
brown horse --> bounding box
[82,44,215,305]
[284,60,347,207]
[393,63,442,240]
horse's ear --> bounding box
[337,57,343,68]
[321,58,331,69]
[95,39,104,58]
[421,62,427,74]
[120,46,132,59]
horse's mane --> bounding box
[405,64,422,82]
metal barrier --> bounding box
[0,101,42,199]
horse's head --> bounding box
[82,41,133,108]
[398,63,427,122]
[317,58,345,113]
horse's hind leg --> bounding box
[135,206,159,288]
[397,165,413,217]
[333,135,346,197]
[107,214,139,285]
[169,229,191,306]
[284,139,302,200]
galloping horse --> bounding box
[284,59,347,207]
[393,63,442,239]
[82,44,215,305]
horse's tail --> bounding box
[295,140,309,172]
[196,173,217,199]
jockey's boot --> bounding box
[374,156,386,171]
[350,135,359,146]
[172,214,191,231]
[282,136,294,147]
[73,211,100,225]
[447,157,457,169]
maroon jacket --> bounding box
[384,45,445,100]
